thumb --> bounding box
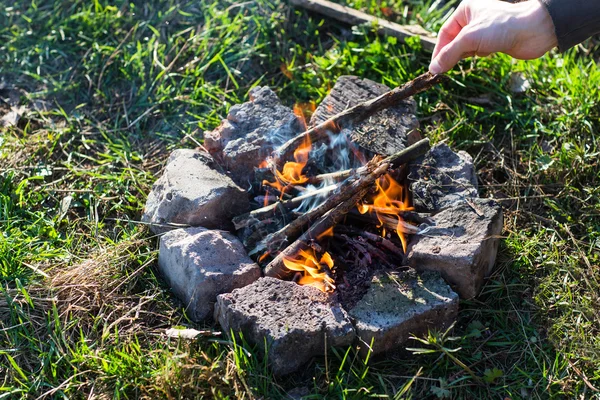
[429,29,478,74]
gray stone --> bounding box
[349,270,458,356]
[407,198,503,299]
[158,227,261,321]
[204,86,303,186]
[408,143,479,212]
[214,277,355,375]
[309,75,419,156]
[142,149,250,234]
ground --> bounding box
[0,0,599,398]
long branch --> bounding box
[289,0,437,51]
[272,72,445,167]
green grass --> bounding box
[1,0,599,398]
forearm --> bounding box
[540,0,600,51]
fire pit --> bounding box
[143,73,503,375]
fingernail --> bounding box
[429,58,442,74]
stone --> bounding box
[408,143,479,212]
[204,86,303,186]
[309,75,419,156]
[158,227,261,321]
[349,269,458,356]
[407,198,503,299]
[142,149,250,234]
[214,277,355,375]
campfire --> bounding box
[232,72,442,301]
[246,136,425,299]
[146,72,503,375]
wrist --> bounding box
[516,0,558,50]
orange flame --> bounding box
[293,102,316,130]
[283,249,336,293]
[317,226,334,240]
[264,134,312,195]
[258,160,269,169]
[358,174,414,252]
[258,251,271,263]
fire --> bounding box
[264,134,312,194]
[293,102,316,130]
[258,251,271,263]
[317,226,334,240]
[283,249,336,293]
[358,174,414,252]
[258,160,269,169]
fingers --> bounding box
[430,29,478,74]
[431,12,465,60]
[430,2,469,74]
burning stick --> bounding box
[306,169,354,185]
[336,225,405,260]
[264,182,371,279]
[263,138,430,254]
[348,208,433,226]
[233,184,339,230]
[271,72,445,167]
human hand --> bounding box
[429,0,558,74]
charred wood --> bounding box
[335,225,405,260]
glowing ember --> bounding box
[358,174,414,252]
[283,249,336,293]
[258,251,271,263]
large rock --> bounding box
[158,227,261,321]
[407,198,503,299]
[349,270,458,356]
[204,86,303,186]
[214,277,355,375]
[408,143,479,212]
[142,149,249,234]
[310,75,419,156]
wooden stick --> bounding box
[306,169,353,185]
[334,225,405,260]
[289,0,437,50]
[264,184,371,279]
[232,184,338,230]
[272,72,445,167]
[347,208,433,225]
